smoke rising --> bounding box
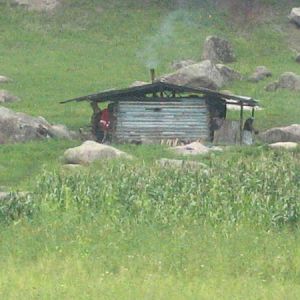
[137,8,196,69]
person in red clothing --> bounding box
[99,107,111,143]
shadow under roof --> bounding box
[60,81,259,107]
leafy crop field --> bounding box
[1,0,300,187]
[0,148,300,299]
[0,1,300,298]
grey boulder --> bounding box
[159,60,240,90]
[10,0,60,11]
[249,66,272,82]
[0,76,12,84]
[269,142,298,150]
[171,59,196,71]
[0,106,78,144]
[265,82,279,92]
[265,72,300,92]
[172,142,222,156]
[216,64,242,82]
[202,36,236,64]
[289,8,300,26]
[278,72,300,91]
[259,124,300,143]
[64,141,131,165]
[0,90,20,103]
[48,124,78,140]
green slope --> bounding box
[0,1,299,187]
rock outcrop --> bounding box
[0,106,78,144]
[216,64,242,82]
[265,82,279,92]
[63,141,131,165]
[0,90,20,103]
[289,8,300,26]
[202,36,236,63]
[249,66,272,82]
[265,72,300,92]
[171,59,196,71]
[159,60,240,90]
[277,72,300,91]
[259,124,300,144]
[10,0,60,11]
[172,142,222,156]
[269,142,298,150]
[0,76,12,84]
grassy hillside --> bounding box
[1,1,300,187]
[1,1,299,129]
[0,2,300,299]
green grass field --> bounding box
[0,1,300,298]
[1,0,300,188]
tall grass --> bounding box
[4,149,291,228]
[0,149,300,299]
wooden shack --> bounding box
[61,81,259,144]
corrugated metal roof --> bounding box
[113,98,209,143]
[60,81,259,107]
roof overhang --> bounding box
[60,81,259,107]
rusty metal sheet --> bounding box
[113,98,209,143]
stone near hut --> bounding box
[259,124,300,144]
[63,141,131,165]
[202,36,236,64]
[0,106,50,143]
[216,64,242,82]
[269,142,298,150]
[0,106,78,144]
[47,124,78,140]
[159,60,240,90]
[171,59,196,71]
[265,82,279,92]
[277,72,300,91]
[265,72,300,92]
[249,66,272,82]
[10,0,60,12]
[289,8,300,26]
[0,90,20,103]
[0,76,12,84]
[295,54,300,63]
[172,142,222,156]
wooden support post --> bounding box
[240,103,244,144]
[252,107,255,118]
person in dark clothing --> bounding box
[90,102,104,142]
[243,117,258,145]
